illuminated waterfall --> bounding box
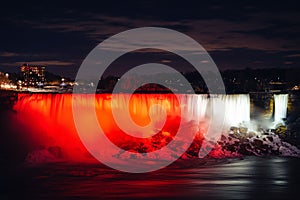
[222,94,251,127]
[13,93,252,161]
[274,94,288,123]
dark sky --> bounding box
[0,0,300,78]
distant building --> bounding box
[20,63,45,87]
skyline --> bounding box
[0,0,300,78]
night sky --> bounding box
[0,0,300,78]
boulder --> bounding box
[230,126,239,134]
[275,126,287,139]
[239,127,248,134]
[220,135,227,141]
[48,146,63,158]
[248,131,256,138]
[253,138,263,149]
[267,136,273,142]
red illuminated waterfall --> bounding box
[14,94,204,162]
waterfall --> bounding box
[14,93,251,134]
[13,93,253,162]
[274,94,288,123]
[180,94,209,122]
[220,94,251,127]
[178,94,250,126]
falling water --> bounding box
[13,93,252,162]
[222,94,251,127]
[274,94,288,123]
[180,94,209,121]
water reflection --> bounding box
[5,157,299,200]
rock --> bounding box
[263,131,270,135]
[261,144,269,154]
[275,126,287,139]
[221,135,227,141]
[253,139,263,148]
[48,146,63,158]
[239,127,248,134]
[230,127,239,134]
[186,150,198,157]
[25,150,56,164]
[248,132,256,138]
[267,136,273,142]
[225,144,237,152]
[257,127,265,134]
[239,136,248,143]
[239,143,252,155]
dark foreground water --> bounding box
[1,157,300,200]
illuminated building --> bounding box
[20,63,45,87]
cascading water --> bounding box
[274,94,288,123]
[221,94,251,127]
[180,94,209,122]
[13,93,254,162]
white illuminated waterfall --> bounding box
[274,94,288,122]
[183,94,250,127]
[180,94,209,122]
[221,94,251,127]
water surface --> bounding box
[2,157,300,200]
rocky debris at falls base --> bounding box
[24,127,300,165]
[100,125,300,161]
[25,146,64,165]
[285,116,300,148]
[194,126,300,159]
